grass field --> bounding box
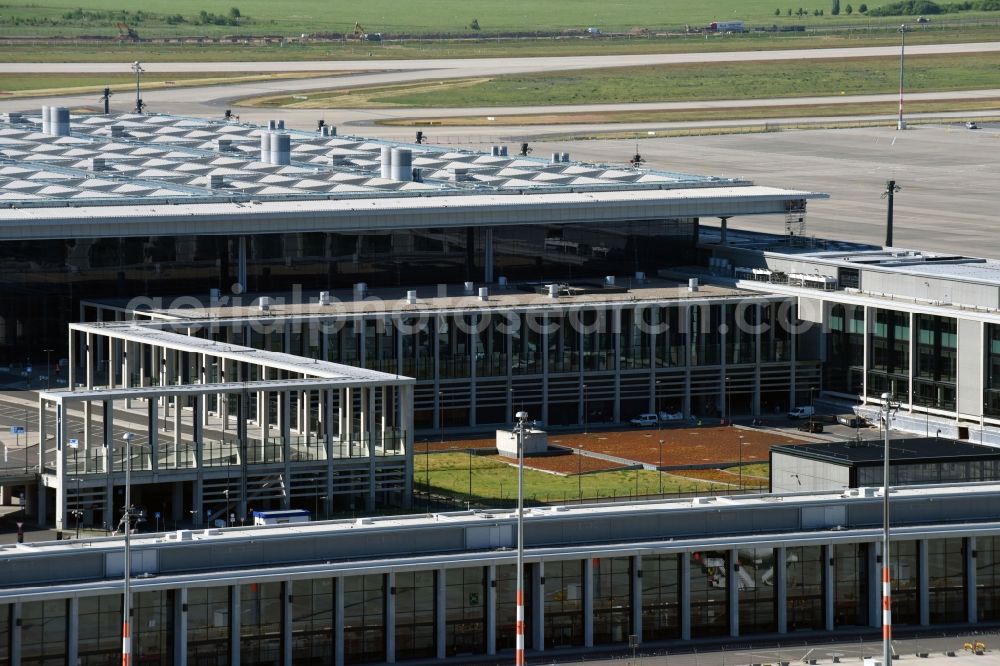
[244,52,1000,110]
[0,25,997,62]
[415,452,722,504]
[378,98,1000,127]
[0,71,324,98]
[2,0,999,39]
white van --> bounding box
[788,406,815,419]
[630,413,659,427]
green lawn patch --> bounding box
[263,51,1000,109]
[415,452,715,505]
[0,71,323,98]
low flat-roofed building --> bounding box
[770,437,1000,493]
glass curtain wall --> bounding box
[0,604,8,666]
[20,599,66,666]
[291,579,334,665]
[543,560,584,648]
[444,567,487,657]
[592,558,632,645]
[891,541,920,625]
[394,571,436,661]
[240,582,283,665]
[914,315,957,411]
[927,538,966,624]
[77,595,120,665]
[825,304,865,395]
[986,325,1000,418]
[785,546,825,631]
[343,574,386,663]
[977,536,1000,621]
[834,543,869,627]
[187,587,231,666]
[737,548,776,634]
[497,564,532,651]
[641,554,681,641]
[868,309,909,402]
[690,551,729,637]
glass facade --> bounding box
[543,560,584,648]
[343,574,386,664]
[785,546,825,631]
[641,554,680,641]
[394,571,435,661]
[913,315,957,411]
[858,460,1000,486]
[187,587,231,665]
[21,599,66,666]
[987,324,1000,418]
[593,557,632,645]
[977,536,1000,621]
[1,220,695,366]
[134,590,174,666]
[241,582,283,665]
[690,551,728,637]
[0,604,7,666]
[496,564,532,651]
[291,578,334,665]
[891,541,920,626]
[825,304,865,395]
[444,567,486,657]
[928,538,966,624]
[77,595,121,665]
[834,543,868,627]
[737,548,776,634]
[868,308,910,402]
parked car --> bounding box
[788,406,815,419]
[798,421,824,433]
[630,413,659,427]
[966,121,980,130]
[658,411,685,422]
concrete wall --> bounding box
[770,451,850,493]
[957,318,984,418]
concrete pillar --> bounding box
[325,389,335,517]
[584,558,594,648]
[238,235,248,292]
[86,332,95,389]
[680,553,691,641]
[402,385,414,509]
[10,603,21,665]
[919,538,930,626]
[825,544,836,632]
[435,570,447,659]
[484,226,494,283]
[541,314,550,426]
[149,400,158,472]
[968,536,978,624]
[366,388,376,511]
[230,583,241,665]
[67,596,79,666]
[486,565,497,655]
[631,555,642,641]
[283,581,293,666]
[334,578,345,666]
[386,571,396,664]
[533,562,545,652]
[175,587,188,663]
[613,309,622,424]
[869,542,881,628]
[719,216,729,244]
[281,390,291,509]
[728,549,739,637]
[753,303,763,416]
[776,547,788,633]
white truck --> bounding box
[787,406,815,419]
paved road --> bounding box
[5,41,1000,73]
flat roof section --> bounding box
[104,278,783,323]
[771,437,1000,466]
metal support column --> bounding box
[486,564,497,656]
[631,555,642,642]
[968,536,978,624]
[919,538,930,626]
[532,562,545,652]
[776,547,788,633]
[680,553,691,641]
[584,557,594,648]
[230,583,241,666]
[728,549,739,637]
[825,544,836,632]
[386,571,396,664]
[175,588,188,665]
[435,570,447,659]
[334,578,345,666]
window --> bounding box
[187,587,230,665]
[444,567,486,656]
[134,590,174,666]
[21,599,66,666]
[593,558,631,645]
[928,538,966,624]
[738,548,776,634]
[890,541,920,625]
[395,571,436,660]
[292,579,333,665]
[641,554,680,641]
[690,551,728,637]
[343,574,385,663]
[785,546,825,631]
[77,594,121,665]
[977,536,1000,621]
[544,560,584,648]
[496,564,532,651]
[834,543,868,627]
[241,582,283,665]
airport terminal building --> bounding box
[0,483,998,665]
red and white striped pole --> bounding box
[514,411,528,666]
[122,620,131,666]
[881,393,896,666]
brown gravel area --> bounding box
[550,426,805,466]
[497,454,627,475]
[671,468,768,488]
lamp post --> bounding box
[880,392,899,666]
[738,434,745,490]
[514,410,529,666]
[438,390,444,444]
[897,24,907,130]
[583,383,589,435]
[724,375,731,425]
[131,61,144,114]
[121,431,135,666]
[658,439,664,496]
